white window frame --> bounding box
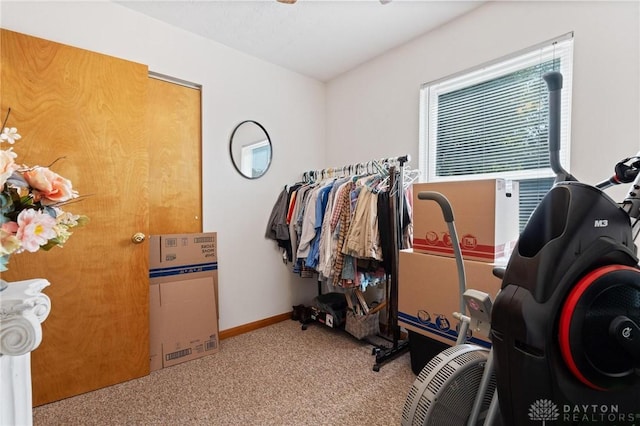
[419,33,574,184]
[241,138,270,177]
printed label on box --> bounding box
[149,262,218,280]
[399,311,489,348]
[413,236,508,262]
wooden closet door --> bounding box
[1,29,150,405]
[148,77,202,234]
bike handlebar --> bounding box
[543,71,576,183]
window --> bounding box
[419,34,573,230]
[241,139,271,177]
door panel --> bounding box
[148,77,202,234]
[1,30,150,405]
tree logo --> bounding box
[529,399,559,425]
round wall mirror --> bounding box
[229,120,272,179]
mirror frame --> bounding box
[229,120,273,179]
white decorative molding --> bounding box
[0,278,51,426]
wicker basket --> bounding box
[345,310,380,340]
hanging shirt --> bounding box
[343,187,383,261]
[292,184,314,257]
[289,184,311,261]
[296,186,320,260]
[332,181,354,286]
[305,181,334,269]
[265,187,292,260]
[318,178,348,279]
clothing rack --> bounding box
[301,154,412,371]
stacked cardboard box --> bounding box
[400,179,519,359]
[149,232,219,371]
[398,249,501,348]
[412,179,519,264]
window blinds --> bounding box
[420,33,574,229]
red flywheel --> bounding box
[558,264,640,390]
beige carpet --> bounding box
[33,319,416,425]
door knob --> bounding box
[131,232,146,244]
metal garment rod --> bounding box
[302,154,411,183]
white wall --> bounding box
[1,1,323,331]
[4,1,638,332]
[326,1,640,201]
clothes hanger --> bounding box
[403,168,420,187]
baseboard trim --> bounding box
[219,312,291,340]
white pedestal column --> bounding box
[0,279,51,426]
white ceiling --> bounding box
[116,0,485,82]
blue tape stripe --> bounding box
[149,262,218,278]
[398,311,491,348]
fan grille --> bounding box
[402,344,495,426]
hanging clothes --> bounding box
[266,157,416,288]
[317,177,348,280]
[292,183,317,277]
[296,185,320,260]
[331,180,355,286]
[343,181,383,261]
[305,179,335,269]
[377,191,393,275]
[265,186,293,261]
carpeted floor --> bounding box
[33,319,416,425]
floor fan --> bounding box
[402,343,496,425]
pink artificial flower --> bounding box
[22,166,78,205]
[15,209,57,252]
[0,148,18,187]
[1,221,18,234]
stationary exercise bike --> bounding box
[404,71,640,425]
[492,71,640,424]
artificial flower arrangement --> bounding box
[0,108,88,272]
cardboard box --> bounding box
[149,232,219,371]
[149,233,219,318]
[412,179,519,264]
[398,249,502,348]
[149,277,219,371]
